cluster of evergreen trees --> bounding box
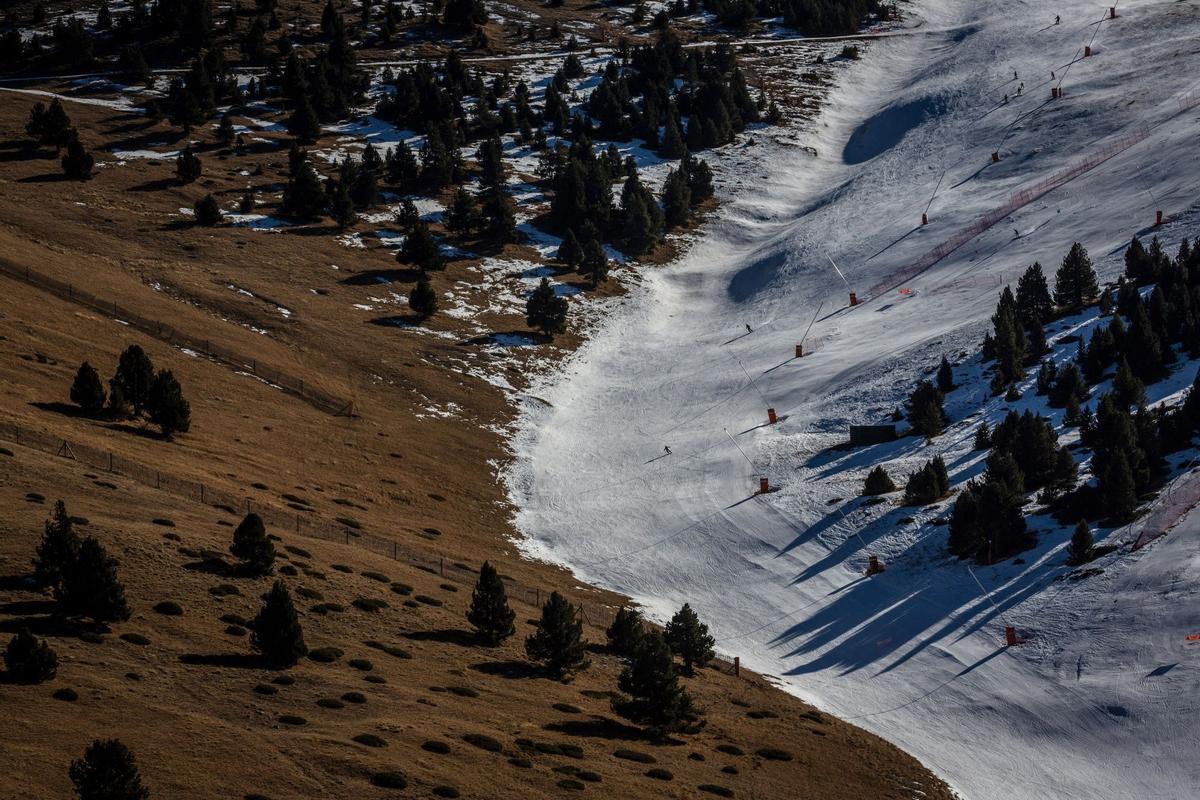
[25,99,94,180]
[70,344,191,438]
[33,500,132,624]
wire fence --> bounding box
[0,257,356,418]
[0,419,638,631]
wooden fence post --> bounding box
[439,557,444,577]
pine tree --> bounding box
[330,180,357,229]
[71,362,107,414]
[1015,262,1053,324]
[525,277,568,337]
[905,380,947,438]
[3,628,58,684]
[59,537,131,623]
[606,606,644,656]
[61,135,94,180]
[1125,304,1166,383]
[251,580,307,667]
[481,185,518,243]
[147,369,190,438]
[194,194,222,225]
[862,465,896,495]
[557,229,583,270]
[1123,236,1153,284]
[1101,450,1137,523]
[230,512,275,576]
[664,603,714,676]
[1054,242,1099,308]
[581,238,609,288]
[288,93,321,144]
[659,115,685,158]
[466,561,516,645]
[1067,520,1093,565]
[974,421,991,450]
[936,356,955,393]
[1112,357,1145,408]
[33,500,80,590]
[401,221,443,271]
[408,276,438,320]
[27,99,74,152]
[446,188,480,236]
[68,739,150,800]
[615,630,696,735]
[661,168,691,228]
[684,154,714,203]
[176,145,202,184]
[217,111,235,146]
[281,162,327,220]
[524,591,588,678]
[112,345,155,416]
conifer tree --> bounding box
[1015,262,1053,324]
[27,99,74,152]
[659,115,685,159]
[481,185,518,243]
[525,591,588,678]
[606,606,644,656]
[408,276,438,320]
[684,154,714,203]
[229,512,275,576]
[662,168,691,228]
[176,145,202,184]
[615,630,696,735]
[466,560,516,645]
[330,180,357,229]
[251,579,307,667]
[905,380,947,438]
[1101,450,1137,522]
[1123,236,1153,284]
[664,603,714,676]
[3,628,58,684]
[973,421,991,450]
[288,93,321,144]
[525,277,568,337]
[557,229,583,270]
[147,369,190,438]
[61,135,94,181]
[217,111,235,146]
[1053,242,1099,308]
[400,221,443,271]
[1112,357,1145,408]
[446,188,480,236]
[33,501,79,591]
[936,356,955,393]
[111,345,155,416]
[68,739,150,800]
[1067,520,1093,565]
[194,194,222,225]
[863,465,896,495]
[581,238,609,288]
[71,362,107,415]
[1125,304,1166,383]
[59,537,131,623]
[281,162,327,220]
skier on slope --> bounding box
[745,323,753,334]
[664,445,672,456]
[1055,14,1060,24]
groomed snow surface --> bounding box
[506,1,1200,798]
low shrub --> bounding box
[278,715,306,726]
[220,613,248,626]
[307,646,343,663]
[370,772,407,789]
[364,674,387,684]
[317,698,344,709]
[509,757,532,768]
[331,564,353,573]
[353,733,386,748]
[755,748,793,761]
[721,766,739,775]
[347,658,373,671]
[552,702,582,713]
[362,571,390,583]
[613,749,655,764]
[422,740,450,754]
[341,691,366,704]
[463,733,502,752]
[295,587,323,600]
[119,633,150,646]
[447,686,477,698]
[715,744,743,756]
[390,583,413,596]
[352,597,388,613]
[645,768,673,780]
[153,601,184,616]
[557,780,584,791]
[414,595,443,607]
[271,675,295,686]
[432,788,459,799]
[698,785,734,797]
[53,687,79,702]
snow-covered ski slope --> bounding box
[506,1,1200,798]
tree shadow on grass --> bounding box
[103,422,165,440]
[178,652,266,668]
[182,558,233,576]
[340,268,422,286]
[0,613,106,638]
[0,599,58,616]
[29,400,93,419]
[468,660,542,679]
[402,628,478,647]
[128,177,178,192]
[17,173,69,184]
[0,573,37,591]
[543,717,650,742]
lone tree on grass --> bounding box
[606,606,644,656]
[1067,520,1093,565]
[193,194,221,226]
[526,277,568,338]
[252,579,307,667]
[664,603,715,676]
[147,369,190,438]
[862,465,896,496]
[466,560,515,645]
[176,145,202,184]
[27,99,74,151]
[614,629,697,736]
[525,591,588,678]
[400,221,443,271]
[4,628,58,684]
[61,136,94,181]
[69,739,150,800]
[229,513,275,576]
[408,276,438,321]
[111,345,155,416]
[71,362,107,415]
[33,501,80,591]
[59,537,131,623]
